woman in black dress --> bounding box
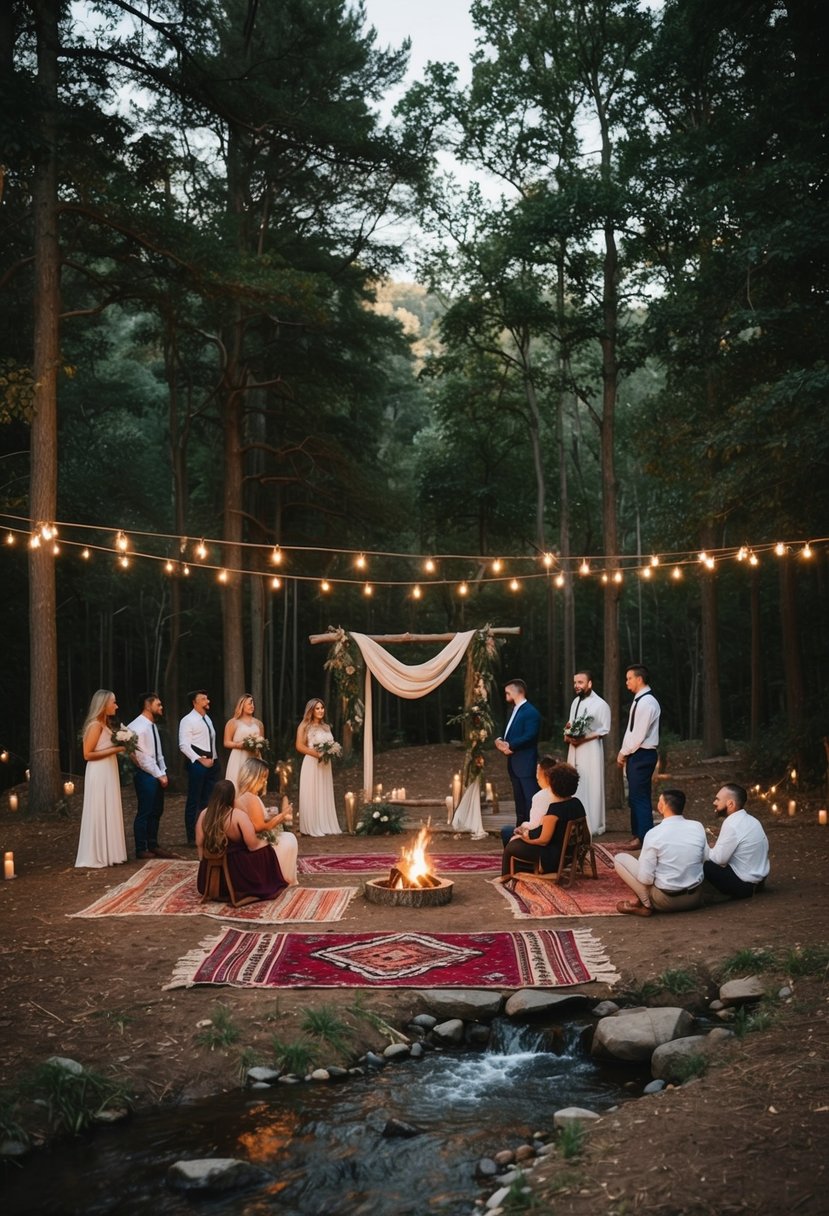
[501,762,587,876]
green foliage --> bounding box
[558,1120,586,1160]
[656,968,697,996]
[354,801,406,835]
[783,946,829,979]
[26,1061,132,1136]
[501,1175,537,1211]
[719,949,777,979]
[195,1004,241,1050]
[619,979,661,1005]
[270,1037,316,1077]
[671,1053,708,1082]
[301,1006,351,1058]
[732,1005,775,1040]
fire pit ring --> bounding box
[364,876,454,908]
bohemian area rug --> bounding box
[491,842,630,919]
[298,853,500,875]
[166,927,619,990]
[70,860,357,925]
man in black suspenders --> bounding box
[617,664,661,849]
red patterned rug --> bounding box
[166,927,619,990]
[298,853,500,875]
[491,842,630,918]
[70,860,357,924]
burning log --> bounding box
[389,865,441,890]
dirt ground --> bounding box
[1,742,827,1214]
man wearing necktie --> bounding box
[178,689,220,845]
[128,693,178,860]
[617,664,661,848]
[494,679,541,829]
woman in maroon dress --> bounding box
[196,779,286,900]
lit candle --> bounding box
[452,772,461,808]
[390,788,398,801]
[8,792,18,812]
[771,802,779,814]
[787,800,796,817]
[63,780,75,797]
[819,809,827,826]
[344,791,356,832]
[375,782,383,797]
[3,851,14,880]
[399,787,406,801]
[485,782,493,802]
[445,794,454,824]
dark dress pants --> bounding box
[133,769,164,854]
[184,759,219,843]
[626,748,657,842]
[703,860,758,899]
[508,764,539,828]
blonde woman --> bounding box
[223,694,265,790]
[75,689,128,868]
[195,779,286,900]
[236,757,299,885]
[295,698,341,836]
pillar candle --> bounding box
[819,809,827,826]
[452,772,461,808]
[787,800,796,817]
[399,787,406,801]
[375,782,383,797]
[4,851,14,880]
[485,782,493,801]
[63,780,75,797]
[445,794,454,824]
[8,792,18,812]
[344,791,356,832]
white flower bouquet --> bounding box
[112,724,139,756]
[317,740,343,764]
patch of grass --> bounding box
[657,968,697,996]
[719,948,777,978]
[271,1036,316,1076]
[195,1003,241,1050]
[0,1087,30,1146]
[671,1052,708,1082]
[558,1120,586,1160]
[732,1004,776,1040]
[501,1175,536,1211]
[782,945,829,978]
[620,979,660,1004]
[301,1005,351,1058]
[347,995,409,1044]
[238,1046,258,1080]
[27,1061,132,1135]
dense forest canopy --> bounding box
[1,0,827,809]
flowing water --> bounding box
[3,1020,641,1216]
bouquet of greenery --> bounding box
[242,734,268,756]
[317,740,343,764]
[354,801,405,835]
[564,714,593,740]
[111,724,139,757]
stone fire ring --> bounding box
[364,876,454,908]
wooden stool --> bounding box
[200,851,258,907]
[509,818,598,887]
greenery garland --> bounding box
[323,627,364,734]
[449,625,503,789]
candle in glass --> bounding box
[4,851,14,879]
[788,800,796,817]
[485,782,493,802]
[8,792,18,812]
[451,772,461,807]
[399,787,406,801]
[818,808,827,826]
[445,794,454,824]
[344,791,356,832]
[63,780,75,797]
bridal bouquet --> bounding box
[112,724,139,756]
[242,734,268,756]
[317,740,343,764]
[564,714,593,740]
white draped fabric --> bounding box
[451,778,488,840]
[350,630,475,801]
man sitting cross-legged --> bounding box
[614,788,706,917]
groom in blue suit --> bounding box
[495,679,541,829]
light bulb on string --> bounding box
[458,581,468,597]
[601,572,608,584]
[737,546,747,562]
[555,573,564,588]
[356,553,367,571]
[116,531,128,552]
[642,566,652,580]
[52,543,59,555]
[270,546,282,565]
[424,558,436,574]
[5,532,14,545]
[749,551,759,566]
[613,570,623,584]
[41,523,56,541]
[579,559,590,576]
[775,542,785,556]
[491,558,503,574]
[271,577,281,590]
[320,580,330,593]
[698,550,707,563]
[183,564,190,576]
[543,552,554,568]
[672,566,682,579]
[30,534,40,549]
[195,540,207,560]
[509,578,520,592]
[363,582,373,596]
[164,560,174,573]
[81,548,90,560]
[218,569,228,583]
[650,555,660,566]
[704,556,715,570]
[412,584,422,599]
[119,554,129,569]
[0,750,7,763]
[802,543,813,558]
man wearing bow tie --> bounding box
[128,692,179,860]
[178,688,220,845]
[617,664,661,849]
[495,679,541,829]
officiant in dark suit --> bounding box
[495,679,541,828]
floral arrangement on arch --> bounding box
[449,625,503,789]
[354,800,405,835]
[323,627,364,734]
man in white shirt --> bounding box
[128,692,178,860]
[178,688,219,845]
[704,783,770,898]
[564,669,611,836]
[616,663,661,848]
[614,788,705,916]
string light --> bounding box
[320,579,330,593]
[270,546,282,565]
[412,584,422,599]
[458,581,468,596]
[52,543,59,555]
[802,543,813,558]
[182,564,190,576]
[642,566,652,580]
[356,553,367,571]
[509,578,520,592]
[613,570,623,584]
[363,582,373,596]
[116,531,128,552]
[579,560,590,576]
[775,542,786,556]
[543,552,554,568]
[218,569,228,583]
[81,547,90,560]
[737,546,747,562]
[704,555,715,570]
[29,534,40,549]
[5,532,14,545]
[491,558,503,574]
[271,576,281,590]
[164,560,174,573]
[698,550,707,563]
[650,555,660,566]
[601,572,608,584]
[195,540,207,560]
[119,554,129,569]
[555,573,564,588]
[749,551,759,566]
[424,558,436,574]
[672,566,682,579]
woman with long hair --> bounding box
[195,779,286,901]
[236,757,299,885]
[75,689,128,868]
[501,762,587,877]
[295,698,341,836]
[223,693,265,790]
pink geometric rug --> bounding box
[298,853,500,875]
[166,927,619,990]
[491,842,631,918]
[70,860,357,924]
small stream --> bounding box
[3,1020,641,1215]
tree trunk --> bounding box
[27,0,62,812]
[700,525,726,756]
[556,256,575,717]
[600,219,622,809]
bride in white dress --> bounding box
[295,698,341,837]
[223,694,265,790]
[75,689,128,868]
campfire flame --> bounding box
[390,825,440,889]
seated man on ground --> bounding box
[614,788,705,917]
[703,783,769,899]
[501,761,586,878]
[500,754,556,848]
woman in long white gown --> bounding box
[235,756,299,885]
[295,698,341,837]
[75,689,128,868]
[223,694,265,790]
